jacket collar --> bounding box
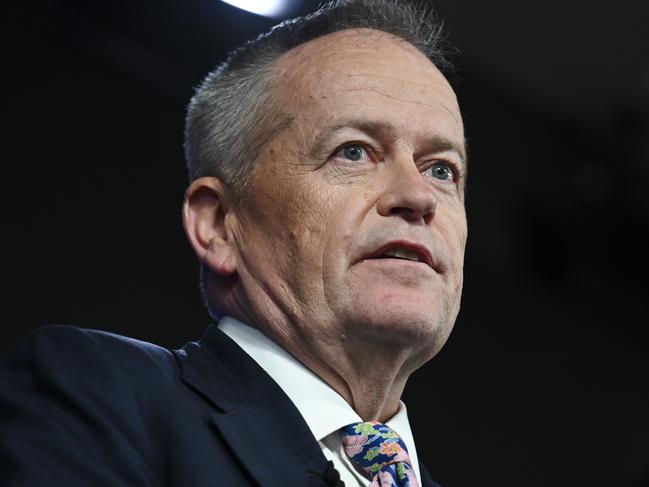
[173,324,331,486]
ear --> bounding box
[182,177,237,276]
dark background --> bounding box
[3,0,648,485]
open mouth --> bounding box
[364,242,434,269]
[372,247,424,263]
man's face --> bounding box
[232,29,467,355]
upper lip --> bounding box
[363,240,437,270]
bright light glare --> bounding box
[220,0,289,17]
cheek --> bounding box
[292,184,366,293]
[440,206,468,271]
[454,215,468,255]
[291,187,341,262]
[267,184,337,273]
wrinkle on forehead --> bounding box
[264,27,465,158]
[271,28,454,102]
[276,28,429,68]
[342,86,448,109]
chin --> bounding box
[332,271,461,351]
[346,297,456,350]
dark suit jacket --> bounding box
[0,325,441,486]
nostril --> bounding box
[376,176,438,221]
[389,204,435,223]
[390,206,416,216]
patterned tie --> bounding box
[341,421,420,487]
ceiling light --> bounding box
[220,0,290,18]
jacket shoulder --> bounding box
[1,324,178,393]
[0,325,179,485]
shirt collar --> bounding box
[217,316,421,477]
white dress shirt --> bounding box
[218,316,422,486]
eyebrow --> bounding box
[311,118,468,169]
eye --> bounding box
[336,144,366,162]
[426,162,454,182]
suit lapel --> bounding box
[419,461,442,487]
[174,325,330,487]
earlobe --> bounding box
[182,177,237,276]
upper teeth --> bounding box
[382,248,422,262]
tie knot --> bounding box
[340,422,416,484]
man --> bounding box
[0,1,467,485]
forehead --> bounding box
[270,28,464,148]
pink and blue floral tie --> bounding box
[341,422,420,487]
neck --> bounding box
[269,323,423,422]
[224,287,430,422]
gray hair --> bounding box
[184,0,455,199]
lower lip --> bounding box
[360,258,435,271]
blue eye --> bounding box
[428,163,453,181]
[341,144,365,161]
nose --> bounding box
[376,158,437,225]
